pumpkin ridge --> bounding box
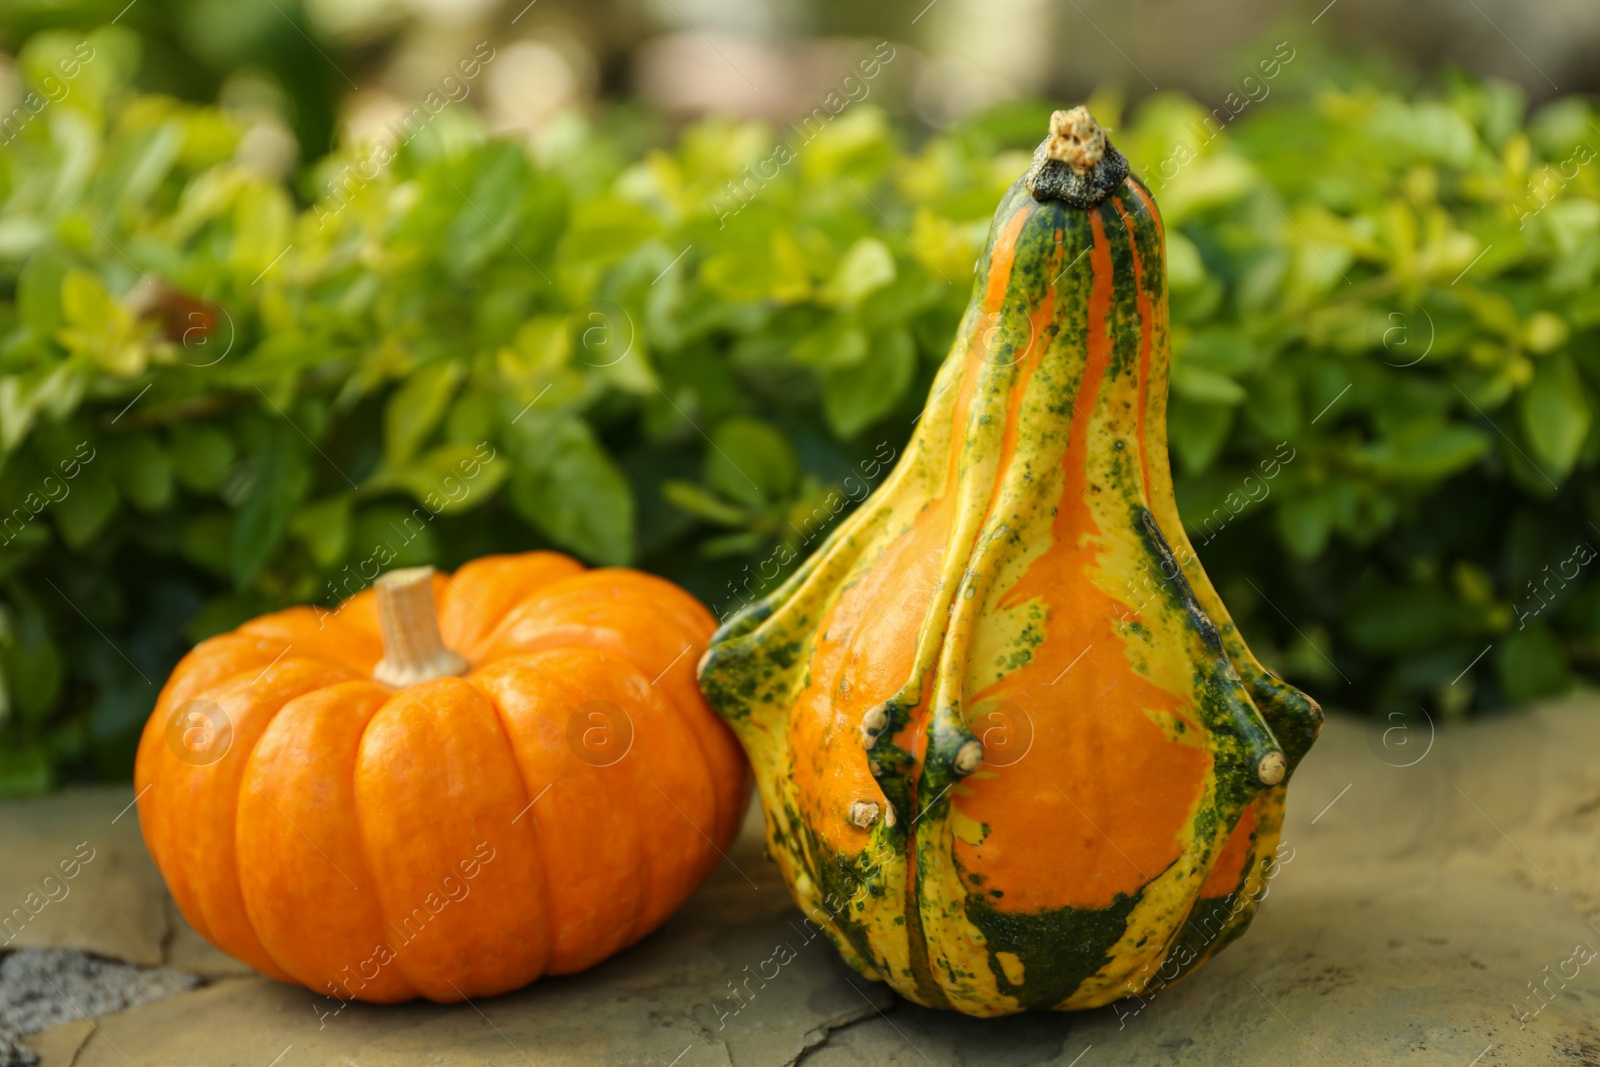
[1039,514,1275,1007]
[439,572,507,665]
[470,649,654,974]
[138,641,295,946]
[615,657,717,946]
[629,656,739,868]
[352,676,552,1000]
[238,607,384,674]
[698,267,979,729]
[1120,792,1285,1007]
[597,642,706,950]
[558,571,742,855]
[438,552,586,659]
[437,569,536,669]
[239,679,418,1001]
[466,668,562,977]
[339,684,430,1004]
[205,659,356,979]
[230,679,340,989]
[1197,799,1259,898]
[491,575,742,860]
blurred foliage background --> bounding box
[2,0,1599,792]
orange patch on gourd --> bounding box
[952,210,1209,913]
[1198,800,1259,898]
[787,494,952,856]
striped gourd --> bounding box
[697,107,1321,1017]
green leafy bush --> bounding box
[3,28,1599,793]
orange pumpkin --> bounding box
[134,552,748,1003]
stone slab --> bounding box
[0,787,248,979]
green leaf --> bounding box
[232,423,311,584]
[58,270,144,376]
[1276,491,1333,560]
[1165,232,1206,291]
[1243,371,1300,440]
[59,269,115,332]
[433,145,552,276]
[1496,624,1572,705]
[184,592,268,644]
[557,195,661,265]
[110,434,173,511]
[0,377,37,453]
[1518,354,1590,481]
[170,425,237,493]
[1372,100,1477,167]
[221,333,328,389]
[1171,364,1247,405]
[1180,331,1262,377]
[822,237,896,306]
[0,602,62,727]
[289,495,352,569]
[352,506,436,570]
[1167,400,1234,474]
[1346,584,1461,654]
[509,418,634,565]
[661,480,749,526]
[397,443,509,513]
[0,747,51,798]
[230,183,294,279]
[1363,425,1489,481]
[17,249,72,336]
[793,316,868,370]
[706,417,798,507]
[446,389,496,445]
[385,361,464,468]
[52,458,118,549]
[822,328,915,437]
[701,529,767,557]
[181,513,235,577]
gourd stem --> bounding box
[1023,105,1130,208]
[372,566,468,687]
[1042,106,1106,173]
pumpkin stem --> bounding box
[372,566,468,687]
[1024,105,1130,208]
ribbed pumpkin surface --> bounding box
[135,552,747,1002]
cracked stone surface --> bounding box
[2,698,1599,1066]
[0,787,250,980]
[0,951,199,1067]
